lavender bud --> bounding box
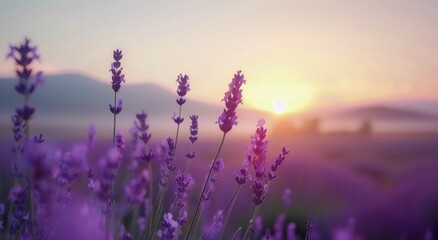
[216,71,246,133]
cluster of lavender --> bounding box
[1,38,308,240]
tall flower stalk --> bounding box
[150,74,190,239]
[6,38,43,141]
[242,135,290,240]
[109,49,125,147]
[106,49,125,240]
[6,38,44,240]
[207,120,266,239]
[184,115,198,172]
[185,71,246,239]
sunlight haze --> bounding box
[1,0,437,112]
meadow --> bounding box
[0,38,437,240]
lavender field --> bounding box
[0,39,437,240]
[1,1,438,239]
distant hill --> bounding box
[0,74,268,138]
[0,73,216,116]
[330,105,438,121]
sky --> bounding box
[1,0,437,114]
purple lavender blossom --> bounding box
[109,49,125,152]
[25,140,49,181]
[109,99,123,115]
[33,134,44,144]
[252,179,268,205]
[133,111,155,163]
[185,114,199,161]
[121,233,133,240]
[11,113,25,176]
[52,145,88,185]
[6,38,43,96]
[263,229,272,240]
[124,170,148,205]
[185,151,195,160]
[16,105,35,121]
[177,211,188,226]
[174,172,193,209]
[269,147,290,180]
[7,38,44,131]
[251,119,268,172]
[96,148,121,201]
[216,71,246,133]
[204,210,224,239]
[7,185,27,235]
[247,120,270,205]
[115,131,126,153]
[254,216,264,238]
[274,213,285,240]
[176,74,190,105]
[135,111,151,144]
[235,153,250,185]
[203,158,224,200]
[157,213,179,240]
[189,115,198,144]
[287,223,297,240]
[159,138,176,187]
[110,49,125,92]
[172,112,184,124]
[305,216,314,240]
[140,149,155,163]
[11,114,25,144]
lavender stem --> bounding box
[185,132,227,239]
[112,92,117,147]
[205,184,241,240]
[242,204,261,240]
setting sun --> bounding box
[245,81,315,114]
[272,99,287,114]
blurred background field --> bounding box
[1,73,437,239]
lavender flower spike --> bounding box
[176,74,190,105]
[110,49,125,92]
[109,49,125,149]
[217,71,246,133]
[189,115,198,144]
[157,213,179,240]
[109,99,123,115]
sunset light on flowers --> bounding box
[1,1,438,239]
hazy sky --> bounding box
[1,0,437,113]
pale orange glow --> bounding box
[245,65,315,113]
[245,82,314,113]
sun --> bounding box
[245,82,314,114]
[272,99,287,114]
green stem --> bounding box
[205,185,241,240]
[231,227,242,240]
[216,185,241,240]
[150,104,183,238]
[242,205,261,240]
[112,92,117,147]
[185,133,227,240]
